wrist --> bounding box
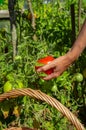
[66,50,78,64]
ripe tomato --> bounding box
[37,56,54,64]
[35,56,54,75]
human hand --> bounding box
[37,54,74,80]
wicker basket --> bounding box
[0,88,85,130]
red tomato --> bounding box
[37,56,54,64]
[35,56,54,75]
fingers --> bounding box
[37,62,55,73]
[35,55,71,80]
[36,57,66,80]
[36,59,60,80]
[42,72,60,80]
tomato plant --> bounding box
[0,0,86,129]
[3,79,24,93]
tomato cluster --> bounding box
[3,73,24,93]
[1,73,24,119]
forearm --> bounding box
[67,19,86,62]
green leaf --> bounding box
[83,0,86,4]
[0,0,4,5]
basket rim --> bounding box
[0,88,85,130]
[5,127,36,130]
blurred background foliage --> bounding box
[0,0,86,129]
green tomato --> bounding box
[3,81,12,92]
[14,55,22,60]
[74,73,83,82]
[6,73,14,81]
[16,80,24,89]
[51,84,57,92]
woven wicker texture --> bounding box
[0,88,85,130]
[5,127,36,130]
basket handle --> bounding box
[0,88,85,130]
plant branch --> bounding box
[27,0,36,30]
[27,0,37,41]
